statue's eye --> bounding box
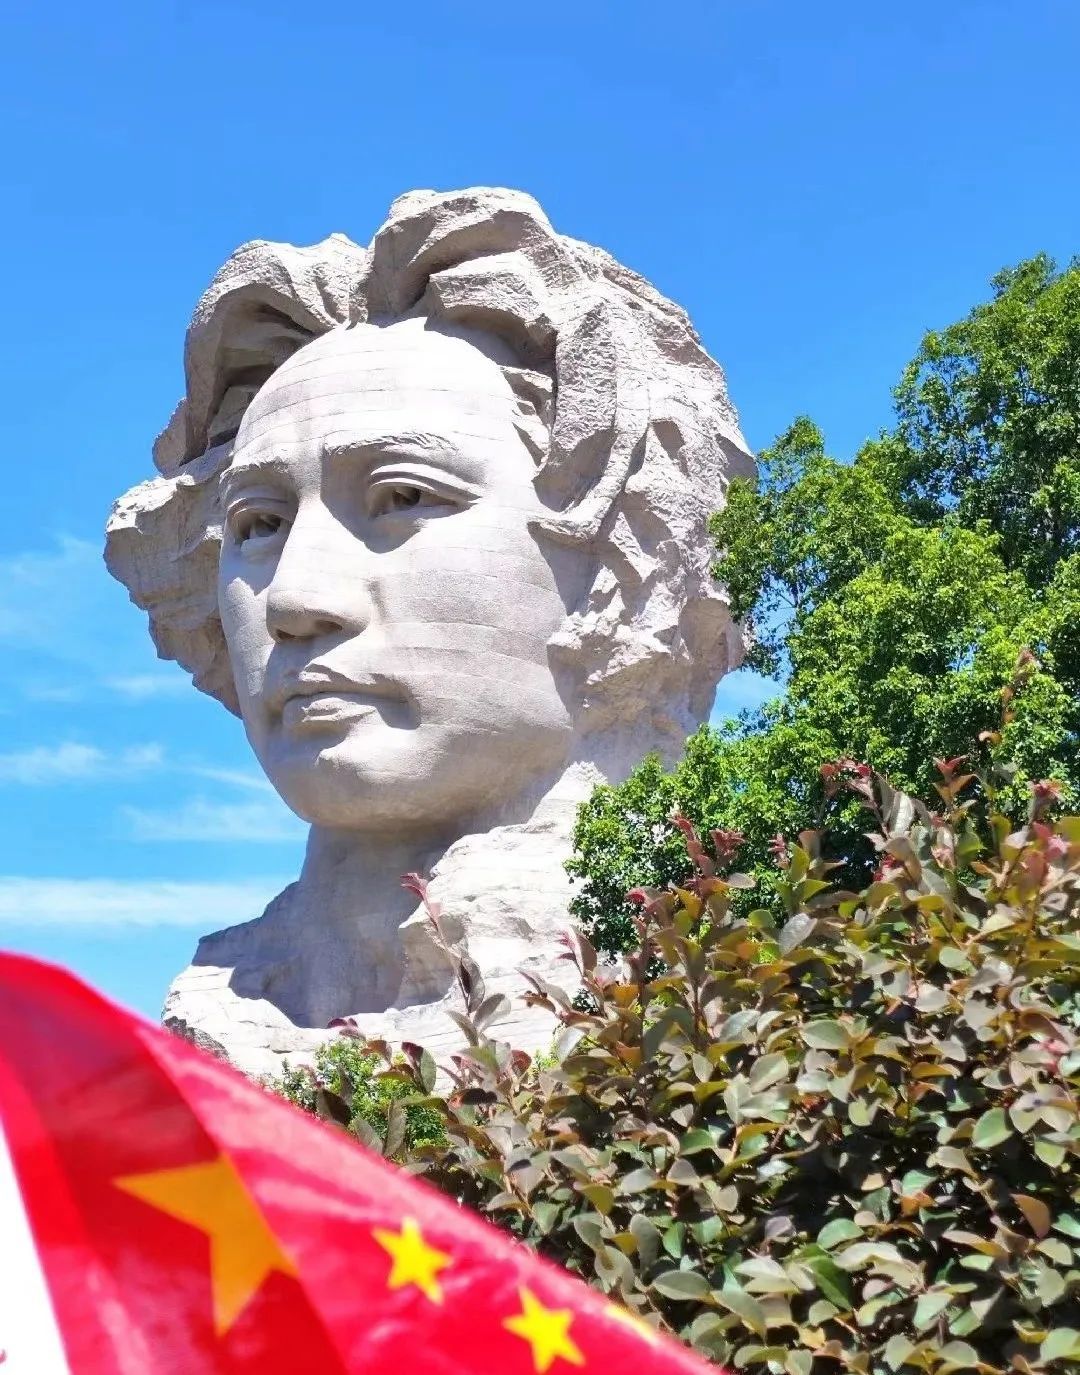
[387,484,423,511]
[230,510,288,544]
[369,481,451,518]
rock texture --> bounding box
[105,187,754,1078]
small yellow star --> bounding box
[372,1216,452,1303]
[115,1154,296,1335]
[504,1287,585,1372]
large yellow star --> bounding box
[115,1154,297,1335]
[372,1216,452,1303]
[504,1287,585,1372]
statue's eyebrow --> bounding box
[323,431,466,463]
[220,431,474,503]
[220,454,292,502]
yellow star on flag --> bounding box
[115,1153,297,1335]
[504,1286,585,1372]
[373,1216,452,1303]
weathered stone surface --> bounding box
[105,187,753,1078]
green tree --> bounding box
[570,256,1080,954]
[275,1037,444,1154]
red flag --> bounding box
[0,953,719,1374]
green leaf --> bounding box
[972,1106,1013,1149]
[667,1158,701,1186]
[883,1335,916,1370]
[714,1285,768,1338]
[805,1254,852,1310]
[650,1269,710,1301]
[1054,1213,1080,1239]
[735,1257,798,1294]
[938,1340,980,1370]
[817,1218,864,1250]
[572,1214,605,1250]
[1042,1329,1080,1361]
[418,1048,437,1093]
[913,1290,952,1331]
[619,1167,657,1193]
[661,1221,685,1259]
[1035,1138,1067,1167]
[779,911,818,955]
[530,1201,561,1235]
[734,1345,787,1367]
[627,1213,661,1267]
[687,1312,728,1359]
[801,1020,850,1050]
[749,1051,790,1091]
[1036,1265,1066,1304]
[933,1145,974,1174]
[678,1128,717,1155]
[1039,1237,1074,1265]
[580,1184,615,1215]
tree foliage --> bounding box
[570,256,1080,954]
[292,755,1080,1373]
[274,1037,444,1155]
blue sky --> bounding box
[1,0,1077,1018]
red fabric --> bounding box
[0,952,717,1374]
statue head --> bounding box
[106,188,752,834]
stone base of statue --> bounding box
[161,777,589,1080]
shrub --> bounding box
[299,744,1080,1373]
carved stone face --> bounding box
[217,317,576,833]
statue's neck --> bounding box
[287,823,445,1003]
[260,742,660,1027]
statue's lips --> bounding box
[273,669,403,729]
[270,667,403,722]
[280,691,386,730]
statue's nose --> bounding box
[264,510,372,644]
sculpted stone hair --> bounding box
[105,187,753,739]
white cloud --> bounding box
[0,877,290,929]
[104,672,192,700]
[122,795,305,843]
[0,538,180,690]
[22,682,86,704]
[185,766,277,795]
[0,539,121,665]
[0,742,165,786]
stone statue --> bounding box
[105,188,753,1076]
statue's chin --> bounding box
[265,768,454,834]
[258,756,541,836]
[254,717,576,834]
